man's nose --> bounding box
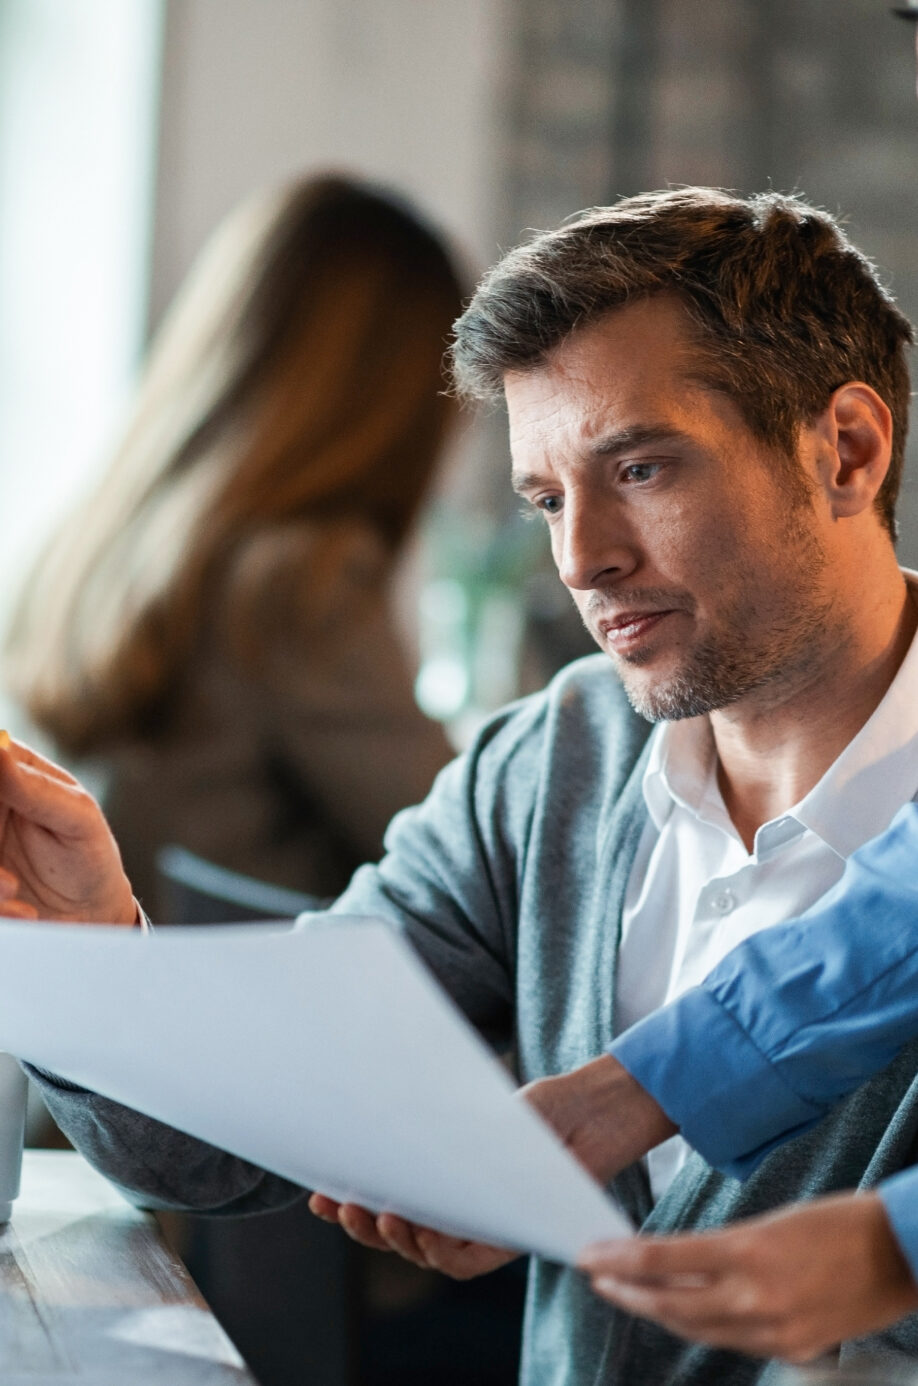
[555,498,635,590]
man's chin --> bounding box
[616,664,733,723]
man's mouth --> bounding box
[597,610,675,653]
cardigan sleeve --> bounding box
[25,687,553,1211]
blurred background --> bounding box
[2,0,917,740]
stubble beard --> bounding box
[615,628,821,722]
[585,514,832,724]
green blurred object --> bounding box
[415,502,594,743]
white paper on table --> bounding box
[0,916,633,1264]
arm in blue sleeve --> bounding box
[879,1167,918,1282]
[610,799,918,1179]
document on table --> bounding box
[0,917,632,1263]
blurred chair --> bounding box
[155,844,359,1386]
[157,843,327,922]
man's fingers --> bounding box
[0,899,40,920]
[415,1229,517,1279]
[307,1194,391,1251]
[579,1232,726,1281]
[378,1219,512,1277]
[415,1228,481,1272]
[0,866,37,915]
[0,868,22,899]
[338,1203,396,1253]
[307,1195,516,1280]
[376,1213,435,1267]
[308,1193,342,1223]
[0,738,78,787]
[0,757,96,840]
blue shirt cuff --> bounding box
[612,800,918,1177]
[609,984,827,1178]
[879,1168,918,1283]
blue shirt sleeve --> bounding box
[609,799,918,1179]
[878,1168,918,1282]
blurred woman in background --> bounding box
[3,177,478,1386]
[5,175,462,912]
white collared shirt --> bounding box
[617,572,918,1200]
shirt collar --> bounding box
[793,570,918,857]
[640,569,918,858]
[642,717,719,833]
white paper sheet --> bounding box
[0,916,632,1263]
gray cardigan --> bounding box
[34,654,918,1384]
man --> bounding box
[5,184,918,1383]
[440,187,918,1375]
[554,2,918,1363]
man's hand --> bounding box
[0,737,136,924]
[307,1196,518,1279]
[308,1054,676,1279]
[578,1191,918,1362]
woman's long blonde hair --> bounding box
[6,176,464,754]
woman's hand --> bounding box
[579,1191,918,1362]
[0,736,136,924]
[521,1054,676,1183]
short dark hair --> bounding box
[451,188,913,537]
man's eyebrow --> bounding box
[590,424,689,458]
[511,470,547,495]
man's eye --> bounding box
[621,462,660,483]
[537,495,563,516]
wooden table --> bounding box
[0,1150,258,1385]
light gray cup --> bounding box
[0,1052,27,1222]
[774,1363,918,1385]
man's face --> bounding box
[506,296,834,722]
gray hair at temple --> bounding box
[449,187,913,538]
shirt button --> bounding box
[711,889,736,915]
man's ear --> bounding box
[811,382,893,519]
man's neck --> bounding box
[711,574,917,852]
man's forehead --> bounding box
[503,296,704,444]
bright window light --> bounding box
[0,0,163,643]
